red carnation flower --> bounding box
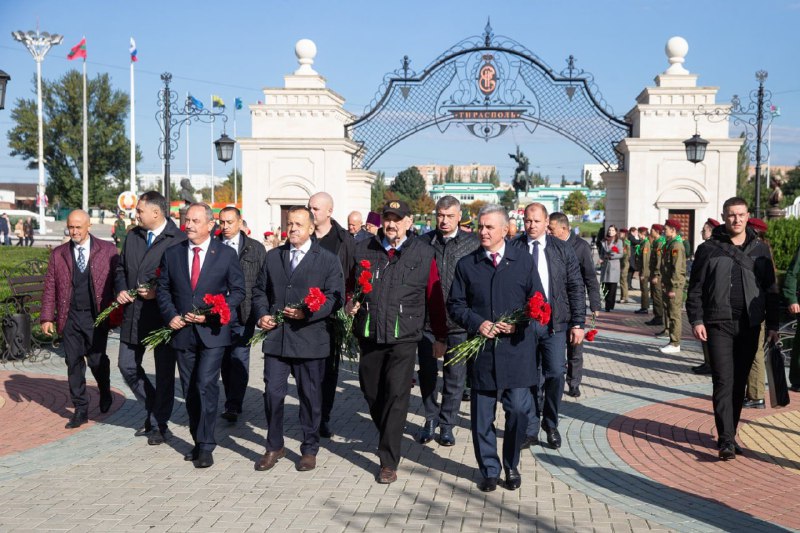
[304,287,327,313]
[203,293,231,325]
[109,305,125,328]
[585,329,599,341]
[360,259,371,270]
[611,246,620,253]
[525,292,551,326]
[361,281,373,294]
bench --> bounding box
[1,259,55,362]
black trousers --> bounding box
[62,309,110,410]
[358,339,417,470]
[527,330,567,435]
[471,387,530,478]
[320,342,339,427]
[221,323,253,414]
[417,331,468,429]
[603,282,618,310]
[175,342,225,453]
[706,317,760,445]
[566,341,584,388]
[263,355,325,456]
[118,341,175,429]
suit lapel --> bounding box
[280,244,292,280]
[179,241,192,291]
[291,244,317,280]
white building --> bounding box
[429,182,505,204]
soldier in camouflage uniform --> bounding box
[659,219,686,353]
[635,226,650,314]
[645,224,666,326]
[619,229,631,303]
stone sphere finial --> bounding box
[664,36,689,75]
[294,39,318,75]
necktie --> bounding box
[146,231,154,248]
[491,252,499,268]
[387,248,396,259]
[77,247,86,273]
[190,247,201,290]
[532,240,540,269]
[291,249,301,272]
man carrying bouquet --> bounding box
[156,203,245,468]
[252,206,344,473]
[115,191,187,445]
[448,204,546,492]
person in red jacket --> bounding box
[41,210,119,428]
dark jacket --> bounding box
[314,218,354,286]
[686,226,779,330]
[420,228,481,333]
[448,244,544,390]
[510,233,586,331]
[217,231,267,327]
[41,235,119,335]
[353,229,372,243]
[351,231,447,344]
[252,240,344,359]
[156,238,246,349]
[115,219,188,344]
[568,233,602,313]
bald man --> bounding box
[41,210,119,428]
[308,192,355,438]
[348,211,371,243]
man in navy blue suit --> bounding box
[448,204,544,492]
[156,203,245,468]
[252,206,344,473]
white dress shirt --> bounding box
[224,233,240,256]
[527,234,550,298]
[187,236,212,274]
[73,238,91,265]
[484,243,506,264]
[290,238,313,269]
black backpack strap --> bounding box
[706,239,756,271]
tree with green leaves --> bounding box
[371,171,387,211]
[584,170,594,189]
[445,165,455,183]
[780,163,800,204]
[563,191,589,216]
[390,166,426,203]
[8,70,139,209]
[593,197,605,211]
[488,168,500,187]
[560,175,567,187]
[500,189,517,210]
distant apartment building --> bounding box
[137,173,228,194]
[413,164,498,188]
[582,163,618,187]
[429,182,506,204]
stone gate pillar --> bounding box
[239,39,374,237]
[615,37,741,248]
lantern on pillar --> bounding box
[683,134,708,164]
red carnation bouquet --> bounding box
[142,293,231,348]
[94,269,161,327]
[335,259,373,362]
[585,314,599,341]
[611,246,620,254]
[249,287,327,346]
[446,292,551,366]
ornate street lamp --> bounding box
[0,70,10,110]
[685,70,774,218]
[12,29,63,234]
[156,72,234,207]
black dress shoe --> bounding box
[135,417,153,436]
[645,317,663,326]
[418,420,436,444]
[519,435,539,449]
[566,386,581,398]
[220,409,239,423]
[634,308,649,314]
[194,451,214,468]
[147,429,167,445]
[790,384,800,393]
[478,477,499,492]
[718,442,735,461]
[743,399,765,409]
[99,389,113,413]
[319,421,333,439]
[184,448,199,461]
[691,363,712,375]
[545,428,562,449]
[504,469,521,490]
[734,442,743,455]
[65,410,88,429]
[438,427,455,447]
[462,388,471,402]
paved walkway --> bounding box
[0,299,797,532]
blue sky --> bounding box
[1,0,798,186]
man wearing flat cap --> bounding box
[659,219,686,354]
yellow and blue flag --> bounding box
[212,95,225,108]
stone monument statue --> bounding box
[178,178,195,225]
[767,174,786,220]
[509,146,532,198]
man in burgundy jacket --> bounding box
[41,210,119,428]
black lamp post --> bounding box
[0,70,10,110]
[156,72,234,206]
[684,70,773,218]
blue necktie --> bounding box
[77,247,86,273]
[532,240,539,269]
[146,231,154,248]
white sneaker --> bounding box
[660,344,681,354]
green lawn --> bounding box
[575,221,603,238]
[0,247,51,301]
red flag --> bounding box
[67,37,87,60]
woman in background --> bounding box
[599,225,624,312]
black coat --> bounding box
[568,233,602,313]
[510,234,586,331]
[217,231,267,326]
[314,218,354,286]
[448,244,545,390]
[115,219,188,344]
[156,238,246,349]
[252,240,344,359]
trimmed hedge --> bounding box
[765,217,800,271]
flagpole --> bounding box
[129,50,136,195]
[82,51,88,212]
[210,94,215,206]
[233,104,238,206]
[186,92,191,192]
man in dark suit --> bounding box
[156,203,245,468]
[116,191,187,444]
[252,206,344,472]
[547,212,601,398]
[448,204,544,492]
[512,203,585,450]
[41,210,118,428]
[217,206,267,423]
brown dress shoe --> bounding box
[296,454,316,472]
[255,448,285,471]
[377,466,397,484]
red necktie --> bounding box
[191,247,201,290]
[387,248,396,259]
[491,252,499,268]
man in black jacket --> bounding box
[511,203,586,450]
[308,192,355,439]
[115,191,187,445]
[548,212,601,397]
[417,196,480,446]
[217,207,267,423]
[686,197,779,460]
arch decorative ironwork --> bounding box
[346,20,632,171]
